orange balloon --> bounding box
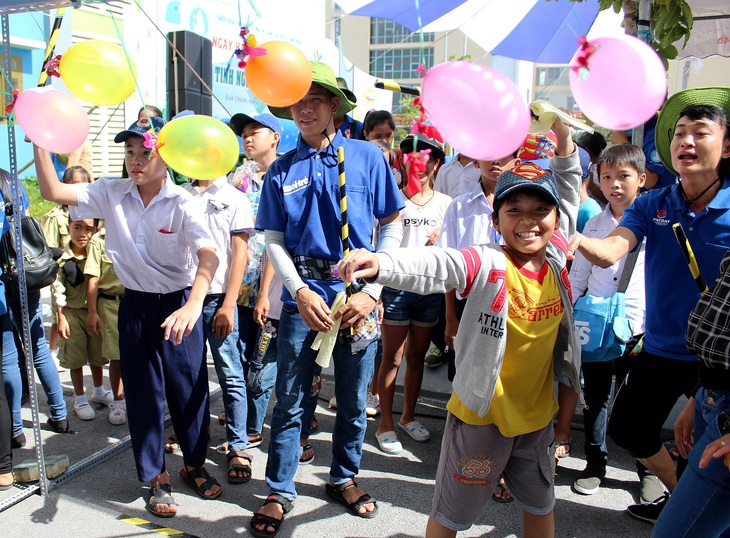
[244,41,312,107]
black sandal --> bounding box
[146,483,177,518]
[179,467,222,500]
[325,480,378,519]
[227,450,253,484]
[249,494,293,538]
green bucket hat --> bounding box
[655,86,730,175]
[268,62,357,121]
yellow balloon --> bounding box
[59,40,136,106]
[157,115,240,180]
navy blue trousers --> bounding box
[119,288,209,482]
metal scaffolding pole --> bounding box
[1,12,50,497]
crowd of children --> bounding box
[2,67,729,537]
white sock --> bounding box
[93,385,108,396]
[75,395,88,405]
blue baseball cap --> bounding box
[229,112,282,137]
[114,115,166,143]
[578,147,592,179]
[495,163,559,207]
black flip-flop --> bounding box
[554,440,572,459]
[325,480,378,519]
[146,483,177,518]
[299,444,314,465]
[250,494,293,538]
[492,480,514,503]
[164,435,179,454]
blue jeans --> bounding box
[2,289,66,436]
[246,319,278,436]
[652,387,730,538]
[203,294,247,451]
[265,305,376,500]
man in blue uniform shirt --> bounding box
[250,62,403,537]
[570,87,730,525]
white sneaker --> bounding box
[108,401,127,425]
[50,349,64,372]
[375,430,402,454]
[74,401,95,420]
[366,392,380,417]
[329,395,337,409]
[90,389,114,406]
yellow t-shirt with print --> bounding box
[447,255,563,436]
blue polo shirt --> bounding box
[620,179,730,360]
[256,130,403,306]
[337,114,363,140]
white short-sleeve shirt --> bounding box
[433,155,481,199]
[72,177,216,294]
[186,176,255,294]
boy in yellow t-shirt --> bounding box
[338,117,581,538]
[84,226,126,425]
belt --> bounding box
[293,255,366,291]
[99,292,124,301]
[293,255,339,281]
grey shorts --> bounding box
[432,413,556,531]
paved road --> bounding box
[1,354,657,538]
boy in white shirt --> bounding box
[33,116,219,518]
[186,174,254,483]
[433,152,480,199]
[569,144,646,495]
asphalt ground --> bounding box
[0,356,658,538]
[0,288,667,536]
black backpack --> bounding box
[0,170,59,294]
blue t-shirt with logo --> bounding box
[256,130,403,306]
[620,180,730,360]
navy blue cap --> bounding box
[578,147,592,179]
[229,112,282,137]
[495,163,559,207]
[114,115,166,143]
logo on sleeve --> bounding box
[652,209,670,226]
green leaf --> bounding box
[681,4,694,30]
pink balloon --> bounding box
[422,61,530,161]
[569,34,666,130]
[14,86,89,154]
